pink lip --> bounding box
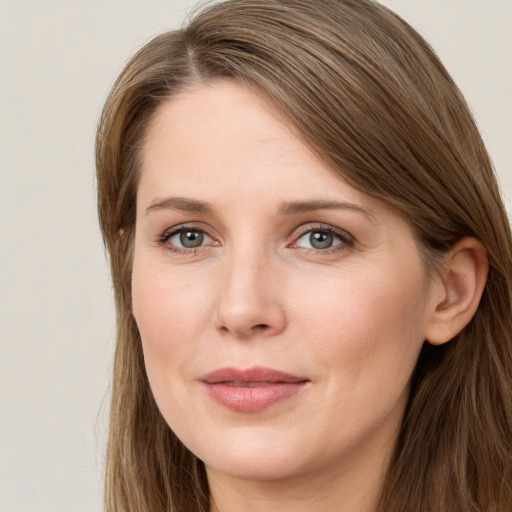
[200,367,309,412]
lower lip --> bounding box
[203,382,308,412]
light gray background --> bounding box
[1,1,510,511]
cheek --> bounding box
[285,268,429,455]
[131,258,212,384]
[131,262,211,440]
[133,251,210,330]
[295,265,429,390]
[297,264,426,335]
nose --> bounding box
[215,250,287,339]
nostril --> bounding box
[253,324,270,331]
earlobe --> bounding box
[425,237,488,345]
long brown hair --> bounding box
[96,1,512,510]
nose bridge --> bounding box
[215,238,285,338]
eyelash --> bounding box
[157,224,216,255]
[291,224,355,254]
[157,223,355,255]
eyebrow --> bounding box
[278,200,375,219]
[144,197,216,216]
[144,197,375,220]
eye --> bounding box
[293,226,353,251]
[162,227,214,250]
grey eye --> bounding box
[295,229,343,250]
[309,231,334,249]
[168,229,212,249]
[180,230,204,248]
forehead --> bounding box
[142,82,305,175]
[138,81,378,212]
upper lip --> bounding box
[200,366,309,384]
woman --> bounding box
[96,1,512,511]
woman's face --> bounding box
[132,81,439,483]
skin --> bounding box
[131,81,446,512]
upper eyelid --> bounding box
[162,222,215,238]
[291,223,354,241]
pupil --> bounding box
[180,230,204,248]
[310,231,333,249]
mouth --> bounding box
[200,367,310,412]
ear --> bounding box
[425,237,488,345]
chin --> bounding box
[187,425,314,481]
[205,451,308,482]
